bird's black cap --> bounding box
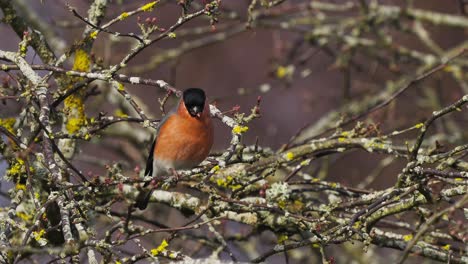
[183,88,206,117]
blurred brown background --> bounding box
[1,0,467,262]
[1,0,466,196]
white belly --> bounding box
[152,158,200,177]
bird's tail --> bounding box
[134,187,154,210]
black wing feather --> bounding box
[144,138,156,176]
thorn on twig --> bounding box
[158,90,174,115]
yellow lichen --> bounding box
[168,32,176,38]
[72,49,90,72]
[277,234,288,243]
[278,200,286,209]
[32,229,45,241]
[230,184,242,191]
[141,1,157,12]
[215,175,238,190]
[66,116,86,134]
[151,239,169,256]
[414,123,424,129]
[353,221,361,229]
[64,95,86,134]
[119,12,129,20]
[7,159,25,178]
[210,165,220,173]
[0,118,16,134]
[276,65,294,79]
[114,109,128,118]
[232,125,249,134]
[15,184,26,191]
[19,43,28,56]
[117,82,125,91]
[284,152,294,161]
[216,178,227,188]
[276,66,287,79]
[442,214,449,221]
[63,48,90,134]
[89,30,98,39]
[403,234,413,242]
[16,212,32,221]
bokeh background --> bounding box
[1,0,467,263]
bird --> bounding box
[135,88,214,210]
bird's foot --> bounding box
[169,168,181,182]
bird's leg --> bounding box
[169,168,181,182]
[149,178,159,188]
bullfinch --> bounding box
[135,88,214,210]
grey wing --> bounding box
[143,107,177,176]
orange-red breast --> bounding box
[135,88,214,209]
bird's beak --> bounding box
[190,106,202,117]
